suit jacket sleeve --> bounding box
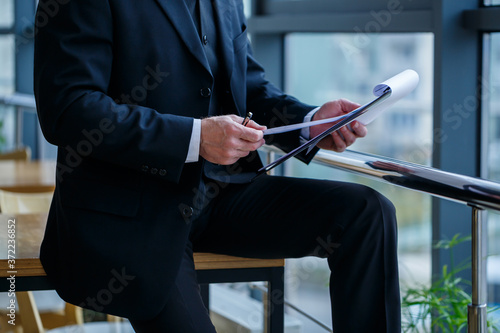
[34,0,193,183]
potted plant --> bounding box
[402,234,499,332]
[0,118,6,152]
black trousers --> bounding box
[130,175,401,332]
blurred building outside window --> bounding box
[0,0,13,29]
[0,0,15,152]
[281,32,434,332]
[486,33,500,310]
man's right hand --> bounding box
[200,115,266,165]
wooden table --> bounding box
[0,214,48,279]
[0,160,56,193]
[0,213,285,332]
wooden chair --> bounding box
[194,253,285,333]
[0,190,53,214]
[0,147,31,161]
[13,293,83,333]
[0,189,84,333]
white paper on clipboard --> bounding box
[262,69,419,136]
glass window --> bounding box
[0,106,15,152]
[0,0,13,28]
[486,33,500,309]
[282,32,434,330]
[486,34,500,182]
[0,35,14,95]
[285,33,434,163]
[0,0,15,153]
[243,0,252,18]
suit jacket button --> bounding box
[182,206,194,218]
[150,168,158,175]
[159,169,167,176]
[200,87,212,97]
[141,165,149,173]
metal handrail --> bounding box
[262,145,500,212]
[261,145,499,333]
[0,93,36,109]
[0,93,37,148]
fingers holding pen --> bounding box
[200,115,266,165]
[231,114,266,143]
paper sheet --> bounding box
[263,69,419,135]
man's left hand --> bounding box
[309,99,368,152]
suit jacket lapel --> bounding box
[155,0,211,73]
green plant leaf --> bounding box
[402,233,498,332]
[0,119,6,152]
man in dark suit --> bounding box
[34,0,401,331]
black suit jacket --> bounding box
[34,0,317,320]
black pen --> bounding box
[241,112,253,126]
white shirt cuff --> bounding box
[300,107,320,140]
[186,119,201,163]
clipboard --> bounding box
[254,88,392,178]
[252,69,419,179]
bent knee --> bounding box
[344,184,396,223]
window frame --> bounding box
[248,0,497,294]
